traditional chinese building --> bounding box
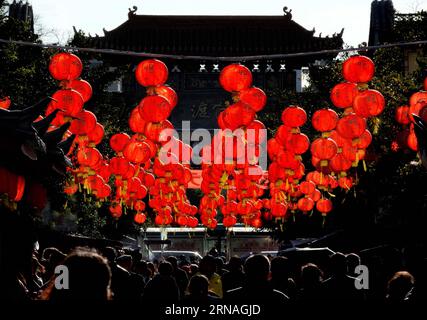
[369,0,427,75]
[84,6,344,130]
[7,0,34,32]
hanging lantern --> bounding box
[330,82,358,108]
[353,89,385,118]
[407,132,418,151]
[300,181,316,195]
[285,133,310,155]
[109,202,123,218]
[316,198,333,216]
[408,102,427,122]
[342,55,375,84]
[123,141,151,164]
[336,114,366,140]
[77,148,102,168]
[69,110,97,136]
[330,153,352,172]
[238,87,267,112]
[0,96,11,109]
[312,109,339,132]
[356,130,372,149]
[135,59,168,87]
[246,120,267,145]
[87,123,105,146]
[67,79,93,103]
[311,138,338,160]
[297,197,314,212]
[110,133,131,153]
[153,85,178,109]
[223,102,255,129]
[49,52,83,81]
[138,95,172,123]
[409,91,427,106]
[144,120,174,143]
[134,213,147,224]
[49,89,84,117]
[281,106,307,128]
[395,106,411,125]
[219,64,253,92]
[129,107,147,134]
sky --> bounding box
[30,0,427,47]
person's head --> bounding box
[147,262,156,276]
[387,271,415,301]
[199,255,216,278]
[346,253,361,275]
[271,256,291,279]
[244,254,270,283]
[301,263,323,288]
[188,275,209,297]
[116,255,133,271]
[215,257,224,272]
[101,246,118,264]
[329,252,348,276]
[228,256,243,273]
[44,247,111,301]
[190,264,199,275]
[158,261,174,276]
[166,256,178,270]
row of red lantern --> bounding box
[393,78,427,152]
[199,64,268,229]
[132,59,196,227]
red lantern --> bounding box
[223,215,237,228]
[69,110,97,136]
[49,53,83,81]
[123,141,151,164]
[281,106,307,127]
[310,189,321,202]
[153,85,178,109]
[353,90,385,118]
[64,182,78,195]
[138,95,172,123]
[338,176,353,189]
[409,102,427,122]
[342,55,375,84]
[238,87,267,112]
[145,120,174,143]
[110,133,131,153]
[395,106,411,125]
[223,102,255,130]
[336,114,366,139]
[49,89,84,117]
[356,130,372,149]
[0,96,11,109]
[312,109,339,132]
[277,150,300,170]
[316,198,333,216]
[77,148,102,168]
[135,59,168,87]
[298,197,314,212]
[87,123,104,145]
[330,153,352,172]
[109,202,122,218]
[134,213,147,224]
[129,107,147,134]
[67,79,92,102]
[409,91,427,106]
[311,138,338,160]
[286,133,310,155]
[246,120,267,145]
[330,83,358,108]
[300,181,316,195]
[407,132,418,151]
[219,64,253,92]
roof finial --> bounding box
[128,5,138,19]
[283,6,293,20]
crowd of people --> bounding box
[8,244,421,304]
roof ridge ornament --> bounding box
[128,5,138,19]
[283,6,293,20]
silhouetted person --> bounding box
[221,257,245,293]
[270,256,297,300]
[100,247,133,300]
[42,247,111,301]
[215,257,227,276]
[41,247,66,283]
[166,256,189,297]
[116,254,145,300]
[297,263,324,301]
[190,264,199,276]
[143,261,180,302]
[226,254,289,303]
[386,271,416,303]
[322,252,364,301]
[183,275,220,304]
[197,255,223,298]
